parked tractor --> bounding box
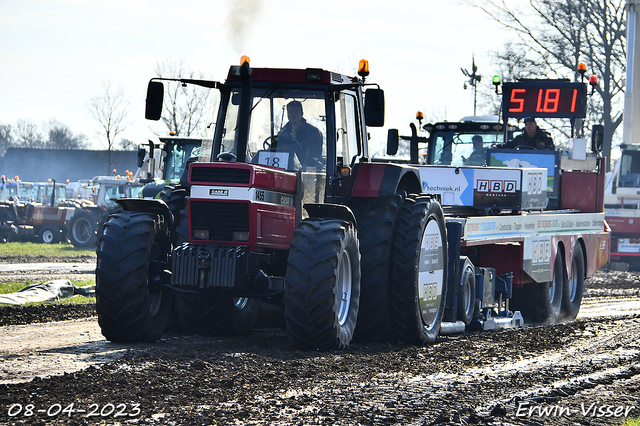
[67,175,144,247]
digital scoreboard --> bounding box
[502,81,587,119]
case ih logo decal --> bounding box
[209,189,229,196]
[476,180,517,194]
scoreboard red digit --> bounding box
[502,81,587,119]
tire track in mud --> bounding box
[228,316,640,425]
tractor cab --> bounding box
[145,58,386,223]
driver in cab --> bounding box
[276,100,323,168]
[499,116,554,150]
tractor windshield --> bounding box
[218,87,327,172]
[430,130,505,166]
[164,142,201,182]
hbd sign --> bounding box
[476,179,517,194]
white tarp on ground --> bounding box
[0,280,96,305]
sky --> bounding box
[0,0,514,153]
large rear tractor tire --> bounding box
[512,250,564,324]
[562,243,585,321]
[350,196,401,342]
[390,197,448,345]
[68,210,99,247]
[95,211,174,343]
[284,219,361,350]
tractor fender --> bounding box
[304,203,357,227]
[116,198,174,229]
[351,163,422,197]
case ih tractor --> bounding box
[96,59,446,350]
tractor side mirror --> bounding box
[137,147,146,168]
[145,81,164,120]
[591,124,604,154]
[364,88,385,127]
[387,129,399,156]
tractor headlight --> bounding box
[232,231,249,242]
[193,229,209,240]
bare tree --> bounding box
[469,0,626,166]
[118,138,135,150]
[154,59,211,137]
[88,81,130,170]
[45,119,87,149]
[14,119,45,148]
[0,124,12,155]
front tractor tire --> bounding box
[390,197,448,345]
[38,225,61,244]
[68,210,99,247]
[284,219,361,350]
[95,211,174,343]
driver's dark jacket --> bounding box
[501,128,554,150]
[276,118,323,166]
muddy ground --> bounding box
[0,256,639,425]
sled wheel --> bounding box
[39,225,61,244]
[284,219,361,350]
[562,243,585,321]
[68,210,98,247]
[390,196,448,344]
[457,263,476,326]
[95,211,174,342]
[351,196,401,342]
[513,250,564,324]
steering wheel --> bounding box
[276,134,304,153]
[217,152,237,162]
[263,136,274,151]
[515,145,537,150]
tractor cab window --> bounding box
[334,91,361,168]
[218,87,327,172]
[103,185,126,208]
[166,142,201,182]
[619,150,640,187]
[430,131,504,166]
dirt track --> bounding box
[0,262,639,425]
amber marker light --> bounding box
[589,75,598,94]
[240,55,250,66]
[358,59,370,77]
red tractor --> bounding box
[95,59,447,350]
